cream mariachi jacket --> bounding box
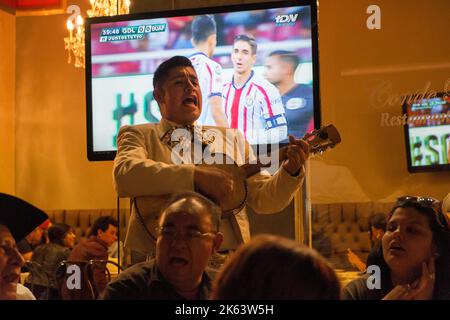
[113,118,304,255]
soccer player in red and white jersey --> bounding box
[189,15,228,127]
[222,34,287,144]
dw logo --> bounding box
[275,14,298,25]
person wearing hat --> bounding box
[0,193,48,300]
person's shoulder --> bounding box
[208,58,222,71]
[342,274,380,300]
[54,243,71,256]
[117,261,156,280]
[116,123,161,148]
[118,123,158,135]
[102,261,156,300]
[87,237,109,250]
[32,243,46,254]
[189,52,204,63]
[68,238,87,258]
[16,283,36,300]
[222,79,233,88]
[73,237,108,258]
[292,83,313,96]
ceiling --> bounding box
[0,0,65,14]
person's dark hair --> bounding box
[191,15,216,44]
[48,223,72,246]
[88,216,118,237]
[370,197,450,299]
[269,50,300,73]
[368,213,387,231]
[212,234,340,300]
[367,213,387,248]
[160,191,221,232]
[233,34,257,55]
[153,56,194,91]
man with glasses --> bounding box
[102,191,223,300]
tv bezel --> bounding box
[403,92,450,173]
[85,0,321,161]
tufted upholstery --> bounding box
[312,202,394,270]
[43,202,395,270]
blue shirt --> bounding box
[282,84,314,139]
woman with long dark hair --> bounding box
[28,223,75,299]
[343,196,450,300]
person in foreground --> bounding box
[0,193,48,300]
[102,191,223,300]
[211,234,340,300]
[343,196,450,300]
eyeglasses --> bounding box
[155,226,215,242]
[396,195,449,231]
[396,196,440,207]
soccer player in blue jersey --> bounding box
[264,50,314,139]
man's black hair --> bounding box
[153,55,194,91]
[368,213,387,231]
[269,50,300,73]
[191,15,217,44]
[233,34,257,55]
[48,223,72,246]
[88,216,118,237]
[160,191,221,232]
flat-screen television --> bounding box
[403,92,450,172]
[85,0,320,161]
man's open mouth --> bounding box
[182,95,197,106]
[170,257,189,266]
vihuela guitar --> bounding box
[132,124,341,241]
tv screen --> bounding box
[85,0,320,161]
[403,93,450,172]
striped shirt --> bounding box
[222,71,287,144]
[189,52,223,126]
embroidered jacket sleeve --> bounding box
[113,125,196,197]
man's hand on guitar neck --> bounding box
[194,166,234,205]
[282,135,310,176]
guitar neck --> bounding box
[234,125,341,178]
